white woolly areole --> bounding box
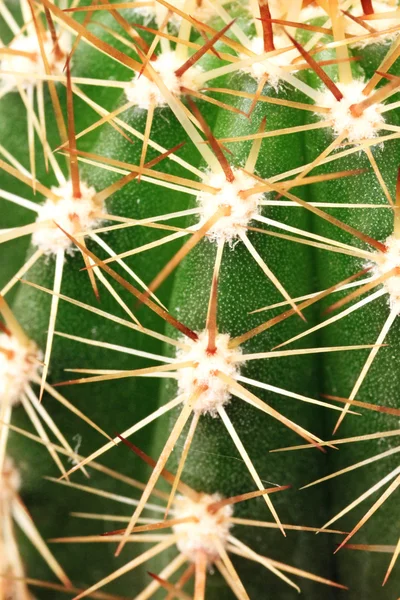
[176,331,242,416]
[0,333,39,407]
[0,30,70,90]
[317,80,385,142]
[300,1,398,45]
[125,51,201,109]
[373,235,400,310]
[197,169,263,243]
[1,457,21,502]
[242,35,299,88]
[136,0,218,26]
[347,2,399,45]
[268,0,292,15]
[299,5,327,21]
[32,180,102,255]
[173,492,233,563]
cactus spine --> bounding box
[1,1,400,599]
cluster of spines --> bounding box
[1,0,400,598]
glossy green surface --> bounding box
[1,5,400,598]
[1,9,215,592]
[303,40,400,600]
[151,75,338,599]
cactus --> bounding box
[1,1,400,599]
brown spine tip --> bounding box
[361,0,374,15]
[54,222,200,342]
[186,97,235,183]
[258,0,275,52]
[349,102,364,118]
[0,321,12,337]
[285,30,344,102]
[175,19,235,79]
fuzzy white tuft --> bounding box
[373,235,400,310]
[125,51,202,109]
[299,5,327,21]
[136,0,218,26]
[0,30,70,91]
[173,492,233,563]
[300,0,398,44]
[242,35,299,88]
[348,2,400,46]
[197,169,263,243]
[32,180,102,255]
[0,333,39,407]
[176,330,243,416]
[317,80,385,143]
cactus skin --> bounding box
[0,11,212,592]
[150,79,337,598]
[300,38,400,600]
[5,74,217,600]
[1,2,400,599]
[308,167,400,600]
[1,8,231,591]
[306,140,400,597]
